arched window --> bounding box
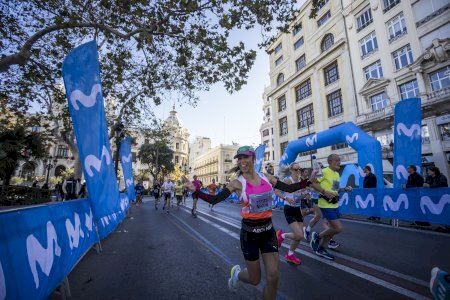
[321,34,334,52]
[277,73,284,86]
[54,165,66,177]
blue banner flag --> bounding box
[254,144,266,173]
[0,199,96,300]
[338,188,450,225]
[62,41,121,232]
[393,98,422,188]
[119,137,136,201]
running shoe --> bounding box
[305,227,311,242]
[315,247,334,260]
[276,229,284,248]
[285,253,302,265]
[430,267,450,299]
[228,265,241,291]
[328,239,340,249]
[310,232,320,252]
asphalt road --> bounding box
[58,196,450,299]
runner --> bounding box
[299,168,314,218]
[304,188,321,242]
[134,181,144,205]
[191,175,202,218]
[161,178,174,214]
[185,146,316,300]
[309,154,352,260]
[275,163,312,265]
[152,180,161,210]
[207,178,218,210]
[174,180,184,210]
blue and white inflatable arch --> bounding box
[279,122,383,188]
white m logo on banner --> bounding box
[66,213,84,250]
[383,194,409,212]
[355,194,375,209]
[70,84,101,110]
[85,145,111,177]
[420,195,450,215]
[26,221,61,289]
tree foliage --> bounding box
[138,142,174,182]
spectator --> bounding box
[363,165,377,188]
[62,176,80,200]
[405,165,424,188]
[41,183,49,189]
[32,181,38,187]
[207,179,218,210]
[135,181,144,205]
[424,167,448,188]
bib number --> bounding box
[248,191,274,213]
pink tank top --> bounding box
[240,174,274,220]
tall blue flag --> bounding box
[119,137,136,201]
[254,144,266,173]
[393,98,422,188]
[62,41,121,227]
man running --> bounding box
[161,178,174,214]
[134,181,144,205]
[310,154,352,260]
[153,180,161,210]
[174,180,184,210]
[191,175,202,218]
[207,178,218,210]
[276,163,315,265]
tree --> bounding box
[0,118,48,196]
[138,142,175,183]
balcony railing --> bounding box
[356,104,394,124]
[416,3,450,27]
[424,87,450,105]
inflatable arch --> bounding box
[279,122,383,188]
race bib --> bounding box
[248,191,274,213]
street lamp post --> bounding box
[114,122,124,175]
[44,157,58,187]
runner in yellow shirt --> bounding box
[174,181,184,210]
[310,154,352,260]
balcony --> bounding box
[416,3,450,27]
[356,104,394,127]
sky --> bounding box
[153,28,270,148]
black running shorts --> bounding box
[240,219,278,261]
[283,205,304,224]
[164,192,171,200]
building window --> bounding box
[439,122,450,141]
[327,90,343,117]
[383,0,400,13]
[376,132,394,146]
[429,66,450,92]
[298,149,317,157]
[295,79,312,102]
[57,146,69,158]
[392,44,413,70]
[297,104,314,129]
[360,32,378,58]
[370,92,388,111]
[132,152,137,162]
[296,55,306,72]
[324,61,339,85]
[294,37,304,50]
[357,8,373,31]
[31,126,40,133]
[263,140,269,147]
[332,142,348,150]
[422,125,430,144]
[262,129,269,137]
[317,11,331,27]
[175,156,179,164]
[278,95,286,112]
[364,60,383,80]
[292,22,302,35]
[274,43,282,54]
[321,33,334,52]
[279,117,288,136]
[398,79,419,99]
[275,56,283,67]
[276,73,284,86]
[387,12,407,41]
[317,0,330,11]
[176,142,180,150]
[280,141,288,154]
[264,152,270,161]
